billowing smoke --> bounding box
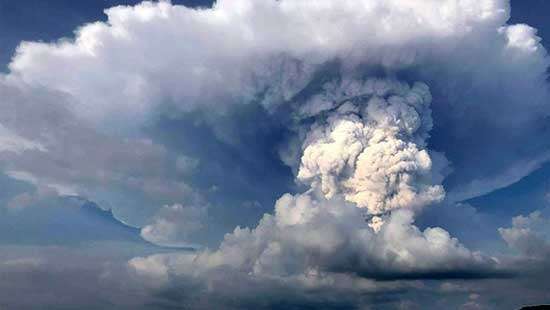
[297,79,444,222]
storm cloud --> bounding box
[1,0,550,309]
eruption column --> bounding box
[297,79,445,229]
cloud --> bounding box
[499,210,550,258]
[130,72,498,293]
[130,193,499,294]
[0,78,202,225]
[140,203,207,248]
[5,0,509,126]
[1,0,549,229]
[1,0,550,308]
[0,123,45,154]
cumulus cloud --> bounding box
[499,210,550,258]
[130,192,498,294]
[141,203,206,248]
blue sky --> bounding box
[1,1,550,309]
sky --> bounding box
[0,0,550,309]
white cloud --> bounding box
[5,0,509,126]
[499,210,550,258]
[140,203,206,248]
[131,192,497,287]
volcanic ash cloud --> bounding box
[297,79,445,224]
